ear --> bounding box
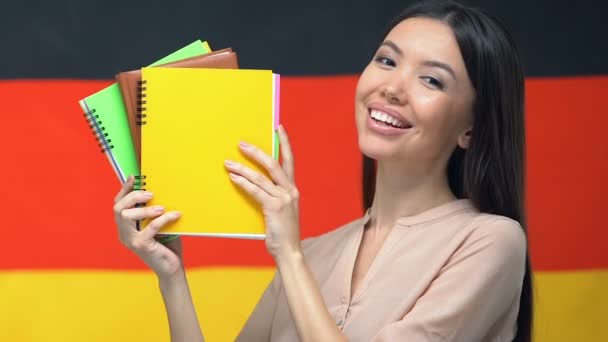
[457,127,473,149]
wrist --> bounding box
[158,267,187,292]
[274,246,305,270]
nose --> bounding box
[380,74,406,105]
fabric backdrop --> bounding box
[1,0,606,341]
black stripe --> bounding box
[1,0,606,78]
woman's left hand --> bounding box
[224,125,301,260]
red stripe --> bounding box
[0,76,606,270]
[0,77,361,269]
[526,76,608,270]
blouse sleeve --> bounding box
[372,218,527,342]
[235,271,281,342]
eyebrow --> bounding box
[380,40,457,80]
[381,40,403,56]
[422,60,456,80]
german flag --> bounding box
[1,1,606,341]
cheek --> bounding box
[410,93,460,141]
[354,79,366,105]
[354,69,374,124]
[411,91,449,126]
[355,64,378,101]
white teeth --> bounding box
[370,109,407,128]
[380,113,391,123]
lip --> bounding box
[365,103,413,136]
[367,103,412,128]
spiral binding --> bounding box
[133,175,147,191]
[136,80,147,125]
[134,174,147,231]
[134,80,149,231]
[83,108,114,153]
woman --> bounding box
[113,0,532,341]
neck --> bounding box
[368,159,456,233]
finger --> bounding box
[113,190,153,215]
[120,205,166,221]
[141,211,181,240]
[277,125,295,183]
[224,160,282,197]
[239,141,292,189]
[114,175,135,203]
[229,172,275,205]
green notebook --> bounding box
[79,40,211,183]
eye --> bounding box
[420,76,444,90]
[374,56,396,67]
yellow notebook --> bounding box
[139,67,279,238]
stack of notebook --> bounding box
[78,40,280,239]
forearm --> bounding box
[276,250,347,342]
[159,270,205,342]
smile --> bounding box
[368,109,412,129]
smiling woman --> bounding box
[113,0,531,341]
[355,17,476,165]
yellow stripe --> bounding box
[533,270,608,342]
[1,269,607,341]
[0,267,274,342]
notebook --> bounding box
[138,68,281,238]
[78,40,211,183]
[115,48,239,162]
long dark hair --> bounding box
[362,1,533,341]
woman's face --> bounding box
[355,17,475,168]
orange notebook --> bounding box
[138,67,280,238]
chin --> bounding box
[357,134,400,161]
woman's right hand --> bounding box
[113,175,184,280]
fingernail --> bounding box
[224,160,236,167]
[229,173,239,180]
[151,205,164,212]
[239,141,250,148]
[142,191,153,198]
[171,212,182,219]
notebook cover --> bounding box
[139,67,277,238]
[115,48,239,162]
[78,40,211,183]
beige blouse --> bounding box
[237,199,527,341]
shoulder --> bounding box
[462,213,527,267]
[469,214,526,247]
